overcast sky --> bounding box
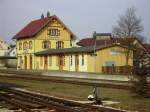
[0,0,150,43]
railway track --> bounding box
[0,87,127,112]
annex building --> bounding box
[13,14,133,73]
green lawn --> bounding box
[0,77,149,112]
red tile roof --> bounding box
[13,16,53,39]
[77,37,142,47]
[77,38,114,47]
[13,15,76,39]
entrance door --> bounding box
[24,56,27,69]
[75,55,79,71]
[59,55,64,70]
[44,56,48,70]
[30,55,32,70]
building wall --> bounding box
[9,47,17,57]
[6,59,17,68]
[87,46,133,73]
[87,54,95,72]
[17,45,133,73]
[32,53,88,72]
[16,18,72,70]
[0,40,10,68]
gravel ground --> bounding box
[0,105,13,112]
[0,107,13,112]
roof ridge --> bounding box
[13,15,76,39]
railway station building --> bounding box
[13,14,134,73]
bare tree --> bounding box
[113,7,144,66]
[113,7,143,38]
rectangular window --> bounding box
[56,41,64,49]
[82,54,84,66]
[105,61,115,66]
[29,41,32,49]
[70,55,72,66]
[49,56,52,66]
[48,29,60,36]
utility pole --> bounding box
[93,31,102,105]
[93,31,97,73]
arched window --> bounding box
[42,41,50,49]
[56,41,64,49]
[19,42,22,50]
[29,41,32,49]
[23,41,28,50]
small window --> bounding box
[29,41,32,49]
[105,61,115,66]
[42,41,50,49]
[56,41,64,49]
[82,54,84,66]
[19,42,22,50]
[48,29,60,36]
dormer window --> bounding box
[42,41,50,49]
[48,29,60,36]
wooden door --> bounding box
[24,56,27,69]
[44,56,48,70]
[59,55,64,70]
[75,55,79,71]
[30,55,32,70]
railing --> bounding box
[102,66,133,75]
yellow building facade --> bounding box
[13,15,133,73]
[14,15,75,70]
[35,45,133,73]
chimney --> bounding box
[41,13,44,19]
[47,11,50,17]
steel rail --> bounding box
[1,87,126,112]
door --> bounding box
[30,55,32,70]
[44,56,48,70]
[59,55,64,70]
[24,56,27,69]
[75,55,79,71]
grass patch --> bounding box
[0,77,149,112]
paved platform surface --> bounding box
[0,69,131,81]
[43,71,131,81]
